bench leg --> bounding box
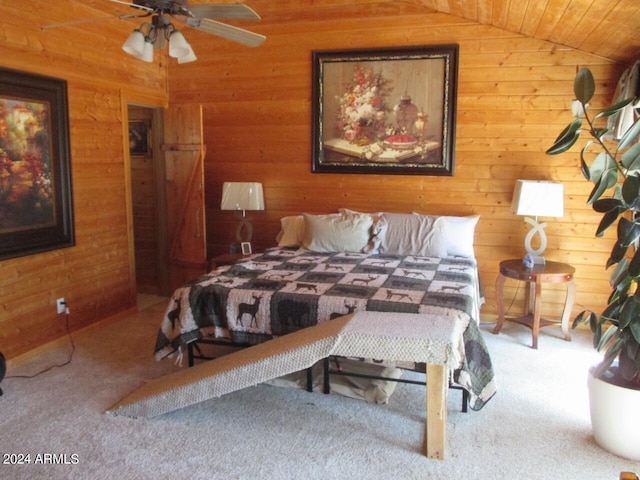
[426,364,447,460]
[306,366,313,392]
[187,343,194,367]
[323,357,330,394]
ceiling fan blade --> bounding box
[187,5,261,21]
[186,18,266,47]
[109,0,153,12]
[41,12,147,30]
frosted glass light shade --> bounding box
[168,31,190,58]
[122,29,146,57]
[140,41,154,63]
[177,49,197,64]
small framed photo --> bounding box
[128,120,150,156]
[241,242,252,255]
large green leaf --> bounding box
[588,151,617,184]
[574,68,595,104]
[618,216,640,247]
[572,310,591,329]
[588,167,618,204]
[618,117,640,151]
[623,225,640,247]
[608,241,628,267]
[546,119,582,155]
[592,198,623,213]
[603,297,622,319]
[630,317,640,343]
[621,138,640,172]
[622,174,640,202]
[579,140,596,179]
[595,97,636,119]
[595,208,621,236]
[599,324,620,351]
[610,258,630,289]
[580,156,590,180]
[629,248,640,277]
[619,297,640,329]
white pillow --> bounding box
[443,215,479,257]
[338,208,388,254]
[378,213,448,257]
[302,212,373,253]
[277,215,305,247]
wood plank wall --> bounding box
[0,0,629,359]
[0,1,168,358]
[168,1,626,324]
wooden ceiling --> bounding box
[413,0,640,65]
[82,0,640,65]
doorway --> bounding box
[127,103,206,301]
[128,105,168,297]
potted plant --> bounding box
[546,67,640,460]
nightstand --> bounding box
[208,252,245,271]
[493,259,576,349]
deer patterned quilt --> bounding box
[154,247,496,410]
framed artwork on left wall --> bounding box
[0,67,75,261]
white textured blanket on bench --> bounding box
[108,312,464,419]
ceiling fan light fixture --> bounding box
[168,30,190,58]
[44,2,264,65]
[122,28,146,57]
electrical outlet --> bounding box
[56,298,66,315]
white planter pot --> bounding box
[587,368,640,461]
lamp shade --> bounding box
[221,182,264,212]
[511,180,564,218]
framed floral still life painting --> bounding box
[0,67,75,261]
[312,45,458,175]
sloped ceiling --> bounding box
[82,0,640,65]
[412,0,640,65]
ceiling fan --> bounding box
[43,1,266,63]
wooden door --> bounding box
[163,104,207,292]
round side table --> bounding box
[493,259,576,349]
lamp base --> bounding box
[522,253,545,269]
[522,217,549,269]
[234,211,254,243]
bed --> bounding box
[154,210,496,410]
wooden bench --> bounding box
[109,312,465,460]
[323,312,465,459]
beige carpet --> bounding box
[1,300,638,479]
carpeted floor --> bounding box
[1,299,638,480]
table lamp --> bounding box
[221,182,264,244]
[511,179,564,265]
